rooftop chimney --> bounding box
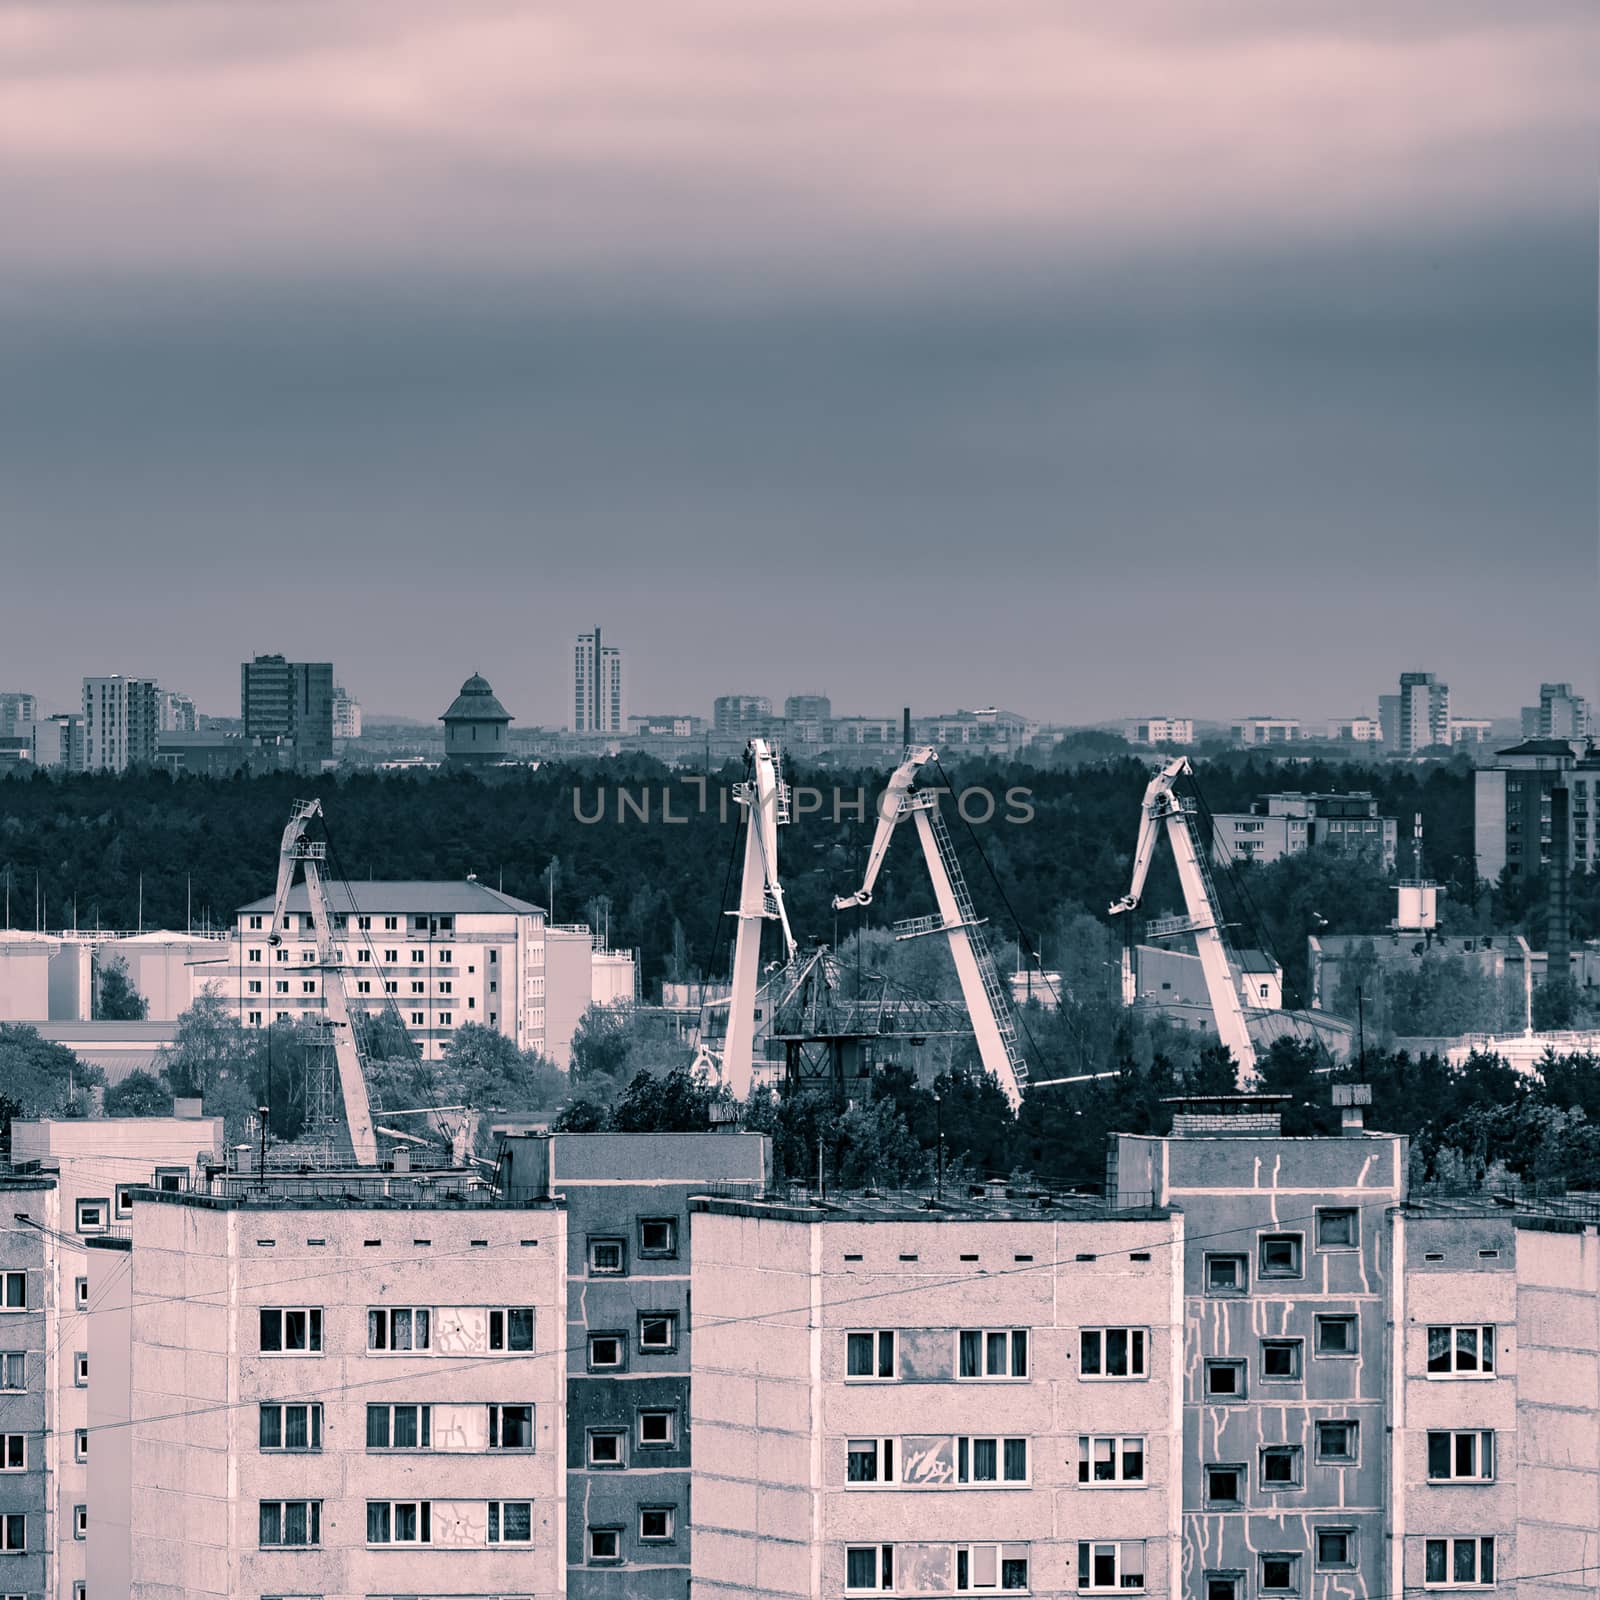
[1332,1082,1371,1137]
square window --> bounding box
[638,1408,676,1448]
[846,1330,897,1380]
[1317,1208,1358,1248]
[588,1429,626,1468]
[76,1199,108,1233]
[1079,1542,1146,1593]
[1261,1445,1302,1488]
[1262,1340,1301,1381]
[589,1237,626,1276]
[1261,1555,1298,1593]
[847,1437,895,1484]
[1205,1359,1247,1400]
[1206,1254,1248,1294]
[1205,1464,1244,1507]
[488,1403,534,1450]
[1206,1575,1242,1600]
[588,1526,622,1564]
[488,1500,532,1544]
[847,1544,895,1593]
[638,1312,677,1352]
[1317,1421,1358,1463]
[588,1333,625,1372]
[640,1505,676,1542]
[1316,1315,1358,1356]
[639,1218,678,1257]
[1259,1234,1303,1278]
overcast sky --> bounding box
[2,0,1594,726]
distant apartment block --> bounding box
[1385,671,1451,755]
[574,628,626,734]
[1210,792,1398,870]
[156,690,197,733]
[332,684,362,739]
[783,693,832,721]
[0,691,37,738]
[33,711,86,771]
[711,694,772,736]
[1449,717,1495,745]
[1125,717,1195,746]
[1325,716,1382,743]
[690,1188,1186,1600]
[1474,740,1600,882]
[240,654,335,768]
[628,714,705,739]
[82,675,161,771]
[1231,716,1301,745]
[1521,681,1590,743]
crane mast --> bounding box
[1108,757,1260,1085]
[268,799,380,1165]
[720,739,797,1100]
[833,746,1028,1111]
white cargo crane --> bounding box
[719,739,798,1100]
[832,746,1027,1111]
[1108,756,1260,1086]
[268,798,380,1166]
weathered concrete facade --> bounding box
[1115,1105,1408,1600]
[689,1195,1185,1599]
[0,1174,56,1600]
[124,1183,566,1599]
[502,1129,771,1600]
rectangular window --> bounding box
[1205,1359,1247,1399]
[73,1428,88,1461]
[1424,1537,1495,1587]
[0,1435,23,1471]
[1078,1541,1145,1592]
[846,1330,897,1380]
[1317,1208,1358,1248]
[1206,1576,1242,1600]
[1427,1325,1495,1376]
[639,1217,678,1257]
[0,1274,22,1311]
[76,1198,108,1233]
[588,1526,622,1564]
[259,1307,322,1354]
[367,1306,431,1353]
[1079,1435,1145,1485]
[259,1403,323,1452]
[846,1544,895,1592]
[488,1403,534,1450]
[74,1277,89,1309]
[588,1332,625,1371]
[366,1500,431,1546]
[74,1504,86,1540]
[0,1515,24,1554]
[1262,1340,1302,1381]
[1205,1464,1245,1507]
[639,1505,676,1542]
[847,1437,896,1484]
[588,1428,627,1468]
[1260,1554,1299,1594]
[0,1353,23,1390]
[1428,1430,1495,1482]
[366,1404,431,1450]
[1258,1233,1303,1278]
[488,1307,535,1351]
[588,1237,626,1275]
[1261,1445,1302,1488]
[1080,1327,1147,1379]
[957,1544,1030,1591]
[958,1327,1029,1379]
[1206,1254,1248,1294]
[1317,1529,1356,1570]
[1317,1420,1359,1463]
[411,949,425,963]
[638,1408,676,1449]
[488,1500,532,1544]
[957,1435,1029,1484]
[259,1500,321,1548]
[639,1312,678,1352]
[1315,1315,1358,1357]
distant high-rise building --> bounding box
[240,654,334,768]
[81,676,161,771]
[0,692,37,739]
[783,693,832,722]
[573,628,625,734]
[35,712,86,771]
[1520,682,1589,743]
[713,694,772,736]
[157,690,197,733]
[331,685,362,740]
[1394,671,1450,755]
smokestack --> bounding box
[1549,785,1571,991]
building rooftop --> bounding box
[144,1171,564,1212]
[440,672,513,724]
[691,1185,1170,1224]
[237,879,544,917]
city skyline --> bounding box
[3,1,1594,727]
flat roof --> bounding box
[237,880,544,917]
[137,1174,563,1212]
[692,1187,1170,1224]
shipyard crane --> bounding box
[268,799,380,1165]
[832,746,1027,1111]
[1108,756,1259,1086]
[717,739,798,1099]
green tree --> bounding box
[96,954,148,1021]
[104,1069,175,1117]
[158,989,248,1099]
[610,1065,727,1132]
[0,1024,105,1117]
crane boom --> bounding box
[1107,757,1259,1085]
[720,740,797,1100]
[832,748,1027,1111]
[269,799,380,1165]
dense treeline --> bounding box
[0,753,1496,1002]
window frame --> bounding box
[1079,1326,1148,1381]
[1204,1463,1246,1508]
[1204,1359,1247,1400]
[487,1500,533,1545]
[845,1544,895,1593]
[1260,1444,1303,1490]
[1316,1420,1359,1465]
[0,1514,25,1554]
[587,1525,623,1565]
[258,1306,323,1355]
[1316,1207,1359,1249]
[587,1427,627,1469]
[487,1402,535,1451]
[1316,1529,1357,1572]
[366,1305,431,1354]
[638,1217,678,1258]
[1261,1339,1302,1382]
[588,1236,627,1276]
[0,1273,25,1312]
[365,1402,432,1451]
[0,1435,24,1472]
[1258,1233,1304,1280]
[956,1434,1030,1486]
[846,1436,897,1486]
[957,1542,1031,1592]
[258,1499,322,1549]
[956,1327,1030,1381]
[1205,1253,1249,1295]
[1259,1553,1300,1595]
[1423,1536,1496,1588]
[1426,1325,1496,1378]
[0,1352,23,1391]
[638,1311,679,1353]
[1077,1540,1146,1593]
[259,1401,324,1453]
[365,1499,432,1547]
[637,1407,677,1450]
[639,1504,677,1543]
[1078,1434,1146,1487]
[487,1305,536,1352]
[587,1331,626,1372]
[76,1198,109,1234]
[1314,1314,1359,1358]
[1427,1430,1495,1483]
[845,1329,898,1382]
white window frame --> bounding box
[1078,1540,1146,1593]
[1316,1420,1359,1464]
[488,1500,533,1544]
[588,1237,627,1276]
[259,1306,322,1355]
[638,1311,678,1352]
[1316,1207,1358,1249]
[76,1198,108,1234]
[1423,1536,1495,1588]
[1316,1528,1357,1571]
[1427,1430,1495,1483]
[957,1435,1030,1485]
[1426,1325,1496,1378]
[1205,1253,1249,1294]
[366,1499,431,1547]
[957,1543,1030,1592]
[587,1332,625,1371]
[259,1401,323,1452]
[1205,1359,1247,1400]
[0,1274,22,1312]
[846,1437,896,1486]
[0,1353,23,1391]
[1258,1233,1303,1279]
[258,1499,322,1549]
[637,1408,676,1449]
[0,1514,25,1554]
[1315,1314,1359,1358]
[639,1504,676,1543]
[73,1504,87,1540]
[1261,1338,1302,1382]
[1205,1463,1246,1507]
[588,1428,627,1468]
[957,1327,1029,1380]
[1260,1444,1303,1489]
[1078,1434,1146,1486]
[488,1403,535,1450]
[587,1525,623,1564]
[488,1306,536,1351]
[1080,1327,1147,1380]
[1259,1553,1300,1595]
[73,1429,88,1462]
[845,1544,895,1593]
[367,1305,431,1353]
[846,1329,898,1381]
[0,1435,24,1472]
[366,1403,432,1451]
[638,1217,678,1258]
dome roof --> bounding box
[440,672,513,724]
